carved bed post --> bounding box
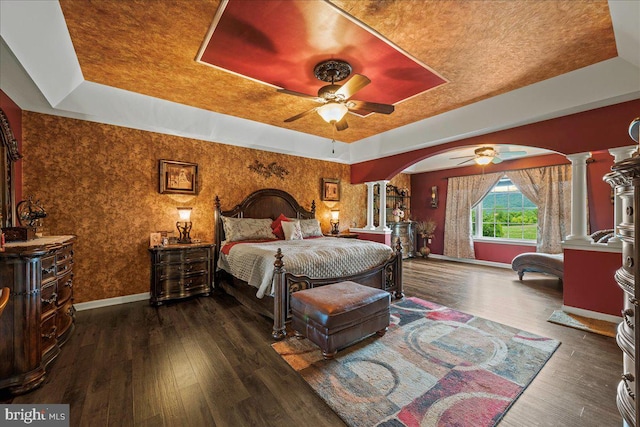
[272,248,287,340]
[394,237,404,299]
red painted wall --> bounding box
[0,90,22,201]
[563,249,622,316]
[352,99,640,184]
[473,242,536,265]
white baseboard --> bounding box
[74,292,150,311]
[561,304,622,324]
[425,253,512,270]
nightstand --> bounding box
[324,232,360,239]
[148,242,215,305]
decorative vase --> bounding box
[420,246,431,258]
[393,215,400,222]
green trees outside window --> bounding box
[472,178,537,240]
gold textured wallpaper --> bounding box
[20,113,411,303]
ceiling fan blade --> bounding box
[450,155,475,160]
[277,88,325,103]
[498,150,528,159]
[456,158,476,166]
[334,117,348,131]
[348,100,394,115]
[335,74,370,100]
[492,156,503,164]
[284,107,318,122]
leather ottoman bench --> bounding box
[290,281,390,360]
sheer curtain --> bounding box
[443,164,572,259]
[507,164,571,253]
[443,172,502,259]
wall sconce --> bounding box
[330,210,340,234]
[431,186,438,208]
[176,207,192,243]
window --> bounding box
[472,177,537,241]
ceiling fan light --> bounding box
[317,102,348,123]
[474,155,493,166]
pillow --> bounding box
[222,217,276,243]
[281,220,303,241]
[298,218,323,238]
[271,213,291,240]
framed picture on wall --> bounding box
[321,178,340,201]
[159,160,198,195]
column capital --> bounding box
[565,152,592,164]
[608,145,637,162]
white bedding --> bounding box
[217,237,394,298]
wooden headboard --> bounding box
[214,188,316,255]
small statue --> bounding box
[16,196,47,228]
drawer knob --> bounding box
[41,326,58,340]
[41,292,58,305]
[622,308,635,329]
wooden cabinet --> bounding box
[0,235,76,395]
[389,221,416,259]
[606,156,640,427]
[149,242,214,305]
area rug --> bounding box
[272,297,560,427]
[547,310,617,338]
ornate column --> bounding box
[607,146,638,246]
[565,152,592,243]
[376,180,390,231]
[364,182,376,230]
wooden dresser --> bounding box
[607,155,640,427]
[149,242,214,305]
[0,235,76,395]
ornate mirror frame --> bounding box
[0,108,23,228]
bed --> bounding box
[214,188,403,340]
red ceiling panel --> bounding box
[197,0,447,105]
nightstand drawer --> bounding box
[158,247,210,263]
[156,260,209,280]
[157,273,210,297]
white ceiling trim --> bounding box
[0,0,639,171]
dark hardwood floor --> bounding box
[6,258,622,426]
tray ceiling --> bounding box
[58,0,618,143]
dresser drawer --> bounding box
[56,244,74,264]
[56,299,74,339]
[56,272,73,306]
[41,281,58,318]
[41,312,57,355]
[41,255,56,285]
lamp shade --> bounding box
[474,155,493,166]
[331,210,340,221]
[177,207,192,221]
[317,102,348,123]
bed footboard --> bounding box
[271,240,404,340]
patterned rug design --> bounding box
[272,297,560,427]
[548,310,617,338]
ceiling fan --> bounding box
[277,59,394,131]
[451,146,528,166]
